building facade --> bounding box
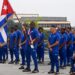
[13,14,71,30]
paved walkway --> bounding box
[0,54,71,75]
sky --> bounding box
[0,0,75,27]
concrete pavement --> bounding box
[0,54,71,75]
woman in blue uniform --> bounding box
[19,24,27,69]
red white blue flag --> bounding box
[0,0,14,43]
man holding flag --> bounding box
[23,21,39,73]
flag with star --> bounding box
[0,0,14,43]
[1,0,14,15]
[0,0,14,27]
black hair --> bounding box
[30,21,35,26]
[14,25,18,30]
[67,26,71,30]
[38,27,43,31]
[10,27,14,32]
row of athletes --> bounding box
[0,21,75,74]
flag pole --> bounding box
[14,12,22,24]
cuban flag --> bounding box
[0,0,14,43]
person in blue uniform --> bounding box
[70,52,75,74]
[59,28,67,69]
[23,21,39,73]
[8,27,17,64]
[48,32,54,66]
[19,24,27,69]
[14,25,21,64]
[4,45,8,61]
[2,45,7,63]
[66,27,74,66]
[0,32,7,63]
[1,44,8,63]
[37,27,45,64]
[69,29,75,74]
[48,25,61,65]
[0,43,2,63]
[0,43,3,63]
[73,29,75,51]
[48,26,59,74]
[0,28,8,63]
[4,25,8,61]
